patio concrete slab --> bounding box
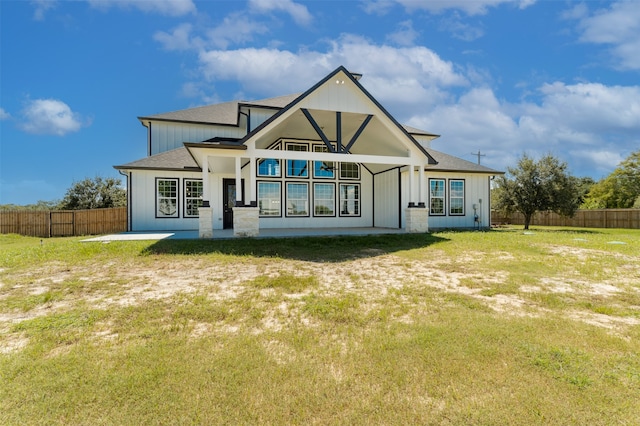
[82,227,405,242]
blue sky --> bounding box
[1,0,639,205]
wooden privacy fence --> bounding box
[0,207,127,238]
[492,209,640,229]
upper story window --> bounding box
[340,162,360,180]
[313,144,335,179]
[257,158,281,177]
[286,143,309,178]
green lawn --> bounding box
[1,227,639,425]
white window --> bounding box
[429,179,445,216]
[286,143,308,178]
[339,183,360,216]
[340,162,359,180]
[156,178,178,218]
[449,180,465,215]
[184,179,203,217]
[313,183,335,216]
[313,145,335,179]
[258,182,281,217]
[286,183,309,216]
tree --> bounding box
[58,176,126,210]
[493,153,581,230]
[582,150,640,209]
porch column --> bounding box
[408,165,415,207]
[198,155,213,238]
[235,156,242,205]
[202,155,210,203]
[418,164,425,207]
[249,156,257,206]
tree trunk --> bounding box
[523,214,532,230]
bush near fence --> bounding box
[0,207,127,238]
[492,209,640,229]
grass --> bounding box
[1,227,639,424]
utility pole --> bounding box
[471,150,486,165]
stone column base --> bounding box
[198,207,213,238]
[405,207,429,233]
[233,207,259,237]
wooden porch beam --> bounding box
[343,114,373,153]
[301,108,335,153]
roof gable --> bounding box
[242,66,437,165]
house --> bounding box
[114,65,502,237]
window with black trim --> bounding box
[340,162,359,179]
[286,182,309,216]
[449,179,465,215]
[286,143,308,178]
[156,178,178,218]
[313,183,335,216]
[257,158,281,177]
[313,144,335,179]
[258,181,281,217]
[339,183,360,216]
[184,179,203,217]
[429,179,445,216]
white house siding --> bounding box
[150,122,247,155]
[246,108,278,132]
[373,169,400,228]
[130,169,202,231]
[400,171,492,230]
[303,79,374,115]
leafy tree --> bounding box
[58,176,126,210]
[582,150,640,209]
[493,153,581,230]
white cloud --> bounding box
[569,0,640,70]
[206,13,271,49]
[196,35,467,104]
[19,99,87,136]
[386,20,420,46]
[410,81,640,177]
[393,0,535,16]
[31,0,57,21]
[154,23,203,51]
[0,107,10,120]
[248,0,313,26]
[86,0,196,16]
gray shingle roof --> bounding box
[138,94,301,126]
[427,148,503,174]
[114,147,199,171]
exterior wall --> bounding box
[150,121,247,155]
[401,171,492,229]
[129,169,203,231]
[247,107,278,132]
[373,168,400,228]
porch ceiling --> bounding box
[253,108,414,160]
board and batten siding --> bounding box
[400,171,492,229]
[373,169,400,228]
[149,122,247,155]
[130,169,202,231]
